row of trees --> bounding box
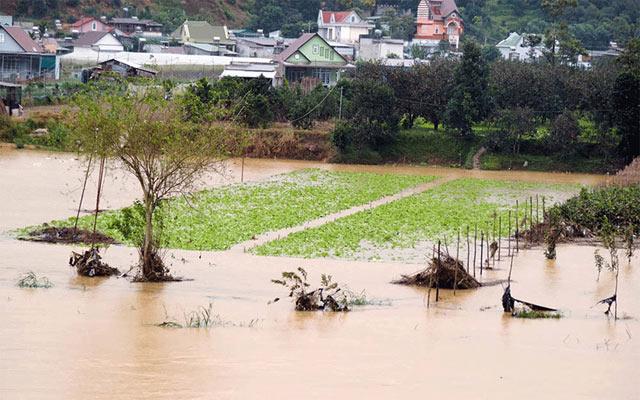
[333,38,640,163]
[180,76,340,130]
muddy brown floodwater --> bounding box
[1,148,637,400]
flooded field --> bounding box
[1,149,637,400]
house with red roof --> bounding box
[69,17,111,33]
[413,0,464,49]
[317,10,373,44]
[0,25,59,82]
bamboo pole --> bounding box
[91,157,106,248]
[436,240,441,302]
[508,210,512,257]
[454,230,460,295]
[515,200,520,254]
[530,196,534,230]
[73,154,93,234]
[466,225,470,274]
[498,214,502,261]
[480,231,484,276]
[473,223,478,277]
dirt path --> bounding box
[229,176,457,253]
[472,146,487,170]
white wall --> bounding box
[61,48,273,67]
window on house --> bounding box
[313,44,319,54]
[92,22,97,31]
[0,33,4,43]
[435,27,439,34]
[330,51,334,61]
[312,68,331,85]
[320,46,325,57]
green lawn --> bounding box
[380,127,478,166]
[254,178,580,261]
[25,169,435,251]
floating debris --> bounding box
[393,254,480,289]
[69,248,119,277]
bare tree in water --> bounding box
[70,89,229,281]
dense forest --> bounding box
[1,0,637,49]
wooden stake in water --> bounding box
[436,240,441,302]
[508,210,512,257]
[542,196,546,221]
[498,214,502,261]
[530,196,534,230]
[480,231,484,276]
[473,223,478,277]
[466,226,470,274]
[454,230,460,295]
[73,154,93,233]
[536,194,540,224]
[515,200,520,254]
[91,157,106,248]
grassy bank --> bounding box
[21,169,434,251]
[254,178,580,261]
[1,113,620,173]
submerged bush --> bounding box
[17,272,53,288]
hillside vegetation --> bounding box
[1,0,252,32]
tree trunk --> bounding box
[433,118,439,131]
[142,195,155,279]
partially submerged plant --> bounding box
[183,303,214,328]
[623,224,635,263]
[157,303,259,329]
[271,267,349,312]
[513,309,562,319]
[544,209,562,259]
[594,218,621,319]
[17,272,53,289]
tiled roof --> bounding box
[274,32,315,62]
[171,21,233,44]
[422,0,460,21]
[321,11,352,24]
[72,31,116,46]
[111,18,162,27]
[2,26,43,53]
[496,32,522,48]
[70,17,98,28]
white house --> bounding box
[496,32,544,61]
[317,10,374,44]
[72,31,124,52]
[359,36,405,60]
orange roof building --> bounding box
[414,0,463,49]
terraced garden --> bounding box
[22,169,435,251]
[254,178,581,262]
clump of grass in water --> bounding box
[344,289,392,307]
[16,272,53,288]
[157,304,259,329]
[513,310,562,319]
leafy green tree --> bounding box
[69,89,230,281]
[613,38,640,161]
[494,107,536,157]
[548,109,579,154]
[445,40,489,137]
